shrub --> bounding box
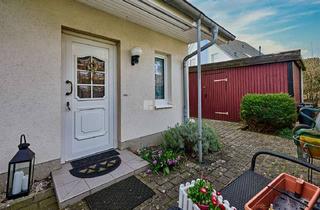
[276,128,293,139]
[162,121,220,155]
[240,93,297,132]
[139,147,182,175]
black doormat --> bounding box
[85,176,155,210]
[69,150,121,178]
[71,150,120,168]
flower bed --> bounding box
[179,179,236,210]
[138,147,182,175]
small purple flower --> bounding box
[173,159,177,164]
[146,169,152,174]
[167,159,173,165]
[152,160,157,165]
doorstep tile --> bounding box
[55,179,89,204]
[109,162,134,181]
[117,149,139,162]
[84,173,115,193]
[126,158,149,173]
[52,170,81,187]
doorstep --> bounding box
[52,150,148,209]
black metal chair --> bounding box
[294,107,320,133]
[220,150,320,210]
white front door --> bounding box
[62,33,116,161]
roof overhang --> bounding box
[77,0,235,44]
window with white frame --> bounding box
[154,53,172,108]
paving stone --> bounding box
[166,189,178,199]
[169,176,184,185]
[157,182,174,194]
[154,177,169,186]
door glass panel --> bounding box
[77,86,91,98]
[93,86,105,98]
[92,57,105,72]
[76,56,106,99]
[77,71,91,84]
[77,56,91,70]
[92,72,105,85]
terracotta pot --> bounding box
[245,173,320,210]
[197,203,209,210]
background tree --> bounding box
[303,57,320,106]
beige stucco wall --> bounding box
[0,0,186,173]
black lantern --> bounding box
[6,134,35,199]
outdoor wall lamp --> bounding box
[131,47,142,65]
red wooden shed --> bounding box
[189,50,305,121]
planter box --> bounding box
[178,179,236,210]
[245,173,320,210]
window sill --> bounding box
[154,104,173,110]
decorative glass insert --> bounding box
[77,56,105,99]
[155,57,165,100]
[77,56,91,70]
[92,57,105,71]
[77,71,91,84]
[77,86,91,98]
[92,72,105,85]
[93,86,105,98]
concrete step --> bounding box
[52,150,148,209]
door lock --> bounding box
[66,101,71,111]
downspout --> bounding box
[182,25,219,122]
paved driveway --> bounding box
[135,120,320,210]
[66,120,320,210]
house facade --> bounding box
[0,0,234,191]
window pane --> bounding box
[77,71,91,84]
[92,72,105,84]
[93,86,105,98]
[155,57,165,99]
[77,56,91,70]
[92,57,105,72]
[77,86,91,98]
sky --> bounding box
[189,0,320,58]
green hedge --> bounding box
[240,93,297,132]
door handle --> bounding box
[66,80,73,96]
[66,101,71,111]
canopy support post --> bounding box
[196,17,203,163]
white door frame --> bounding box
[61,31,118,163]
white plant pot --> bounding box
[178,179,236,210]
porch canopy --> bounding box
[78,0,235,163]
[77,0,235,44]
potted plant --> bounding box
[187,179,225,210]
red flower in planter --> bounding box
[200,187,207,194]
[211,195,218,206]
[219,204,226,210]
[217,191,221,196]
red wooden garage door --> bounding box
[202,72,228,120]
